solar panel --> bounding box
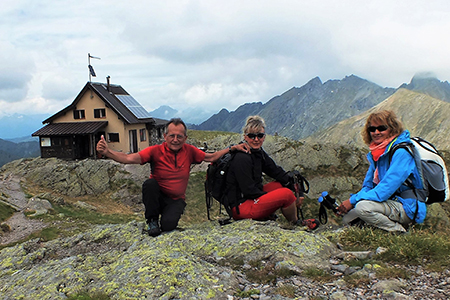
[116,94,152,119]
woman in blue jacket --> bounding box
[337,110,426,232]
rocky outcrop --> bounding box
[2,157,146,198]
[1,219,449,299]
[1,136,369,203]
[0,220,337,299]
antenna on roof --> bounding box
[88,53,101,82]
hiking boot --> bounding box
[268,213,278,221]
[145,220,161,237]
[349,218,366,228]
[296,219,320,230]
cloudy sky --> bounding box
[2,0,450,122]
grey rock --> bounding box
[73,200,97,211]
[0,220,338,300]
[330,291,348,300]
[26,197,53,216]
[372,278,406,292]
[336,251,373,260]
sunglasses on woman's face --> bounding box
[368,125,388,133]
[246,133,266,139]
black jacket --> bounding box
[225,148,290,207]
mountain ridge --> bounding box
[306,88,450,150]
[191,74,396,139]
[0,138,40,167]
[190,73,450,142]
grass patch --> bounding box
[343,273,371,287]
[375,265,411,280]
[0,227,62,251]
[187,129,237,141]
[29,227,60,241]
[302,267,335,282]
[48,204,139,224]
[338,226,450,271]
[221,259,299,285]
[67,291,111,300]
[183,172,211,224]
[0,202,15,222]
[235,289,260,298]
[275,284,296,298]
[245,261,297,284]
[246,268,278,284]
[0,201,142,248]
[110,178,141,194]
[24,209,36,217]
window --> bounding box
[73,110,85,119]
[52,137,62,146]
[51,137,69,146]
[108,133,120,143]
[139,129,147,142]
[41,137,51,147]
[94,108,106,118]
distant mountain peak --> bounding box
[409,72,441,87]
[305,76,322,87]
[411,72,438,82]
[150,105,178,117]
[343,74,366,82]
[194,74,395,138]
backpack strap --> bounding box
[388,141,420,224]
[388,142,415,190]
[388,141,413,162]
[386,136,399,152]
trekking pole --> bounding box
[318,191,340,225]
[205,182,212,221]
[292,172,319,230]
[297,206,304,221]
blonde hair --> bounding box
[242,115,266,134]
[361,110,404,145]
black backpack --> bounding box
[204,151,237,224]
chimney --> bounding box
[106,76,111,92]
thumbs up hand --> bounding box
[96,135,108,155]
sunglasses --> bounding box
[368,125,388,133]
[246,133,266,139]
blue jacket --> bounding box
[349,130,427,223]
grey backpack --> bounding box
[389,137,449,204]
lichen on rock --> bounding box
[0,219,337,299]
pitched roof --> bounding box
[32,121,108,136]
[43,82,159,125]
[153,117,169,126]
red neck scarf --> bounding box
[369,135,397,184]
[369,135,397,161]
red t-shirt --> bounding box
[138,142,206,200]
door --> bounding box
[129,130,138,153]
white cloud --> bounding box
[2,0,450,121]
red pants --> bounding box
[232,182,296,220]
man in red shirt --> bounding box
[96,118,249,236]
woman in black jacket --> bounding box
[226,115,301,223]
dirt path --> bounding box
[0,174,47,245]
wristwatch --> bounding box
[228,145,233,153]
